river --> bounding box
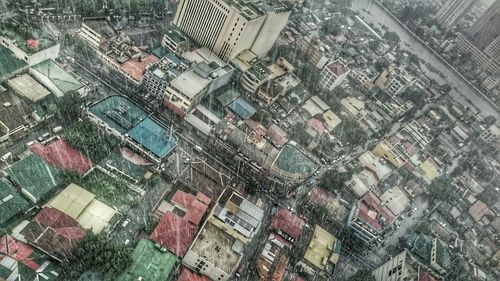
[351,0,499,120]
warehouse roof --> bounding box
[7,74,51,102]
[31,60,82,95]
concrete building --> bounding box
[161,28,188,54]
[374,65,417,96]
[479,124,500,143]
[347,191,396,243]
[78,19,117,49]
[372,250,442,281]
[174,0,291,61]
[434,0,474,29]
[164,47,234,116]
[319,59,350,91]
[429,238,451,275]
[299,36,332,69]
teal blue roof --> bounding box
[128,117,177,158]
[89,95,148,134]
[274,144,317,174]
[229,98,256,119]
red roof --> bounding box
[150,213,197,257]
[356,191,396,231]
[184,199,209,226]
[469,200,491,222]
[418,268,439,281]
[271,209,305,241]
[307,118,326,135]
[267,124,288,146]
[195,192,211,205]
[26,39,40,48]
[35,208,86,240]
[171,190,195,209]
[0,236,39,270]
[30,139,94,175]
[178,267,211,281]
[327,62,348,76]
[120,55,159,81]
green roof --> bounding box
[117,239,177,281]
[0,180,30,226]
[31,60,82,94]
[435,239,451,269]
[6,154,64,203]
[410,234,431,263]
[274,144,317,174]
[0,45,28,79]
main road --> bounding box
[352,0,500,120]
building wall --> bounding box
[250,10,291,58]
[0,36,60,66]
[183,250,231,281]
[372,251,412,281]
[79,23,103,48]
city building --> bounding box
[256,233,290,281]
[78,19,117,49]
[374,65,417,96]
[271,208,305,245]
[429,238,451,275]
[296,225,341,278]
[0,85,35,143]
[347,191,396,243]
[46,183,116,234]
[0,25,60,67]
[372,250,442,281]
[434,0,474,29]
[87,95,177,165]
[29,59,86,98]
[164,47,234,116]
[0,180,30,228]
[19,207,86,258]
[7,73,56,120]
[319,59,350,91]
[479,124,500,143]
[173,0,291,61]
[299,36,332,69]
[117,239,178,281]
[161,28,188,54]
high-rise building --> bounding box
[372,250,442,281]
[468,0,500,50]
[435,0,474,29]
[174,0,291,61]
[319,60,350,91]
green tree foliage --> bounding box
[332,118,368,147]
[322,18,343,36]
[319,170,352,192]
[383,31,400,45]
[401,87,426,109]
[288,123,310,146]
[348,269,376,281]
[60,232,132,281]
[428,176,453,202]
[56,91,82,122]
[62,121,118,162]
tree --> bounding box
[322,19,342,36]
[348,269,376,281]
[383,31,400,45]
[332,118,368,147]
[428,176,453,202]
[401,87,426,109]
[60,232,132,281]
[319,170,352,192]
[57,91,82,122]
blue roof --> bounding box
[229,98,256,119]
[128,117,177,158]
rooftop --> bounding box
[82,19,117,39]
[128,117,177,158]
[120,55,159,81]
[0,45,27,79]
[0,180,30,226]
[326,61,349,76]
[273,144,317,175]
[229,97,256,119]
[31,60,82,95]
[303,225,341,270]
[150,212,198,257]
[355,191,396,231]
[190,222,242,274]
[217,89,240,107]
[0,88,34,130]
[89,95,148,134]
[5,154,64,203]
[30,138,94,175]
[271,208,305,242]
[170,69,211,99]
[178,268,210,281]
[117,239,177,281]
[0,23,57,54]
[7,74,51,102]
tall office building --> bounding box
[174,0,291,61]
[468,0,500,50]
[435,0,474,29]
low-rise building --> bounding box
[479,124,500,143]
[319,59,350,91]
[430,238,451,275]
[271,208,305,245]
[374,64,417,96]
[347,191,396,243]
[0,180,30,228]
[161,29,188,54]
[341,97,367,121]
[0,86,35,143]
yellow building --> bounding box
[372,140,408,168]
[297,225,341,277]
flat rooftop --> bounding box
[128,117,177,158]
[7,74,51,102]
[191,222,241,274]
[82,19,117,39]
[89,95,148,134]
[170,69,211,99]
[117,239,177,281]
